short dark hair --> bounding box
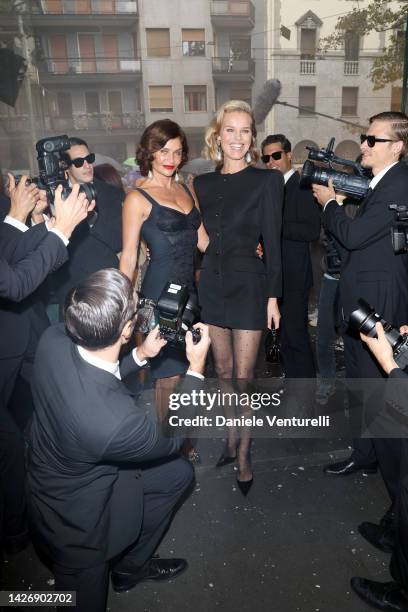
[369,111,408,155]
[261,133,291,154]
[136,119,188,176]
[68,136,89,150]
[64,269,136,349]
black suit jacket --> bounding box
[52,178,123,309]
[323,162,408,325]
[28,324,201,568]
[282,171,321,293]
[0,223,66,359]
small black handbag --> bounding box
[265,328,281,363]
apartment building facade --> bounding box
[0,0,267,170]
[265,0,404,164]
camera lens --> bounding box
[349,299,379,336]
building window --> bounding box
[149,86,173,112]
[342,87,358,116]
[391,87,402,112]
[230,88,252,105]
[229,36,251,60]
[146,29,170,58]
[345,31,360,60]
[56,92,73,116]
[299,86,316,115]
[300,28,316,60]
[184,86,207,111]
[182,29,205,56]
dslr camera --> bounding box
[349,298,408,369]
[389,203,408,254]
[16,135,96,211]
[300,137,370,200]
[138,282,201,345]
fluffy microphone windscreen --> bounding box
[253,79,281,125]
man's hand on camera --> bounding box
[400,324,408,335]
[360,322,398,375]
[7,173,40,223]
[53,184,95,240]
[312,179,336,208]
[136,325,167,361]
[31,190,49,224]
[185,323,211,375]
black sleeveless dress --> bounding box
[137,186,201,379]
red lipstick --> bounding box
[163,165,175,170]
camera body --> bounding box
[300,137,370,200]
[138,282,201,345]
[349,298,408,369]
[15,135,96,210]
[389,204,408,254]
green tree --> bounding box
[320,0,408,90]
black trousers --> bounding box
[53,456,194,612]
[343,330,402,500]
[391,440,408,591]
[0,355,27,547]
[279,290,316,378]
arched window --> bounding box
[334,140,360,162]
[292,139,319,165]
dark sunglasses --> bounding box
[70,153,95,168]
[360,134,397,148]
[261,151,284,163]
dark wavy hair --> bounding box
[136,119,189,176]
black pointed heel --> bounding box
[236,477,253,497]
[215,452,237,468]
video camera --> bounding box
[15,135,96,210]
[389,204,408,254]
[300,137,370,200]
[137,282,201,345]
[349,298,408,369]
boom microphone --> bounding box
[253,79,281,125]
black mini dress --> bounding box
[194,166,284,330]
[138,187,201,379]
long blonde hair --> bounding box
[203,100,259,166]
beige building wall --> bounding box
[265,0,403,162]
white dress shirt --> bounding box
[4,215,69,246]
[283,168,296,185]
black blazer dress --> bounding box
[194,166,284,330]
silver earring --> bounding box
[216,145,222,162]
[175,170,180,183]
[148,169,153,179]
[245,151,252,164]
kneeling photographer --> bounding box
[27,268,210,612]
[348,319,408,612]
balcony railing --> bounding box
[300,60,315,75]
[31,0,138,15]
[212,56,255,77]
[344,60,359,75]
[45,111,145,131]
[39,57,141,75]
[210,1,255,26]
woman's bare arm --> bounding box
[189,183,209,253]
[119,191,150,281]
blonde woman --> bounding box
[194,100,284,494]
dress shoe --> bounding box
[4,529,30,555]
[351,577,408,611]
[323,458,377,476]
[236,477,253,497]
[111,557,187,593]
[358,521,395,553]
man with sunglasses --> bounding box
[312,112,408,603]
[51,137,124,317]
[261,134,320,378]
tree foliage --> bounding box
[320,0,408,90]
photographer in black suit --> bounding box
[261,134,320,377]
[313,111,408,535]
[28,268,210,612]
[349,322,408,612]
[0,180,94,555]
[52,137,124,315]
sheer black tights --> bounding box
[209,325,262,481]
